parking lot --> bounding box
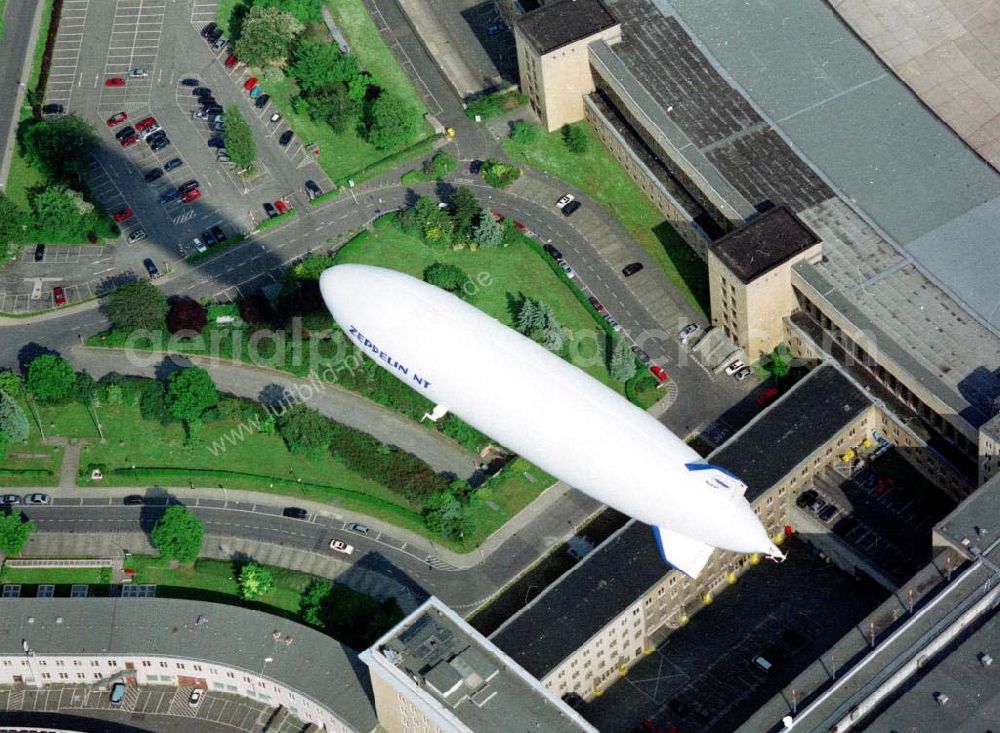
[0,684,309,733]
[583,537,887,733]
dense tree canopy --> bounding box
[276,402,332,456]
[473,208,503,248]
[167,298,208,335]
[151,505,204,563]
[305,82,357,133]
[423,262,471,300]
[28,186,82,238]
[255,0,322,23]
[104,280,168,332]
[360,92,416,151]
[18,115,98,183]
[449,187,479,242]
[0,510,37,556]
[223,106,256,169]
[165,367,219,424]
[233,5,303,67]
[0,389,29,443]
[238,563,274,600]
[290,40,358,92]
[26,354,75,404]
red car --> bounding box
[52,286,66,307]
[113,208,133,222]
[181,188,201,203]
[135,116,157,132]
[225,54,238,69]
[274,199,289,215]
[755,386,780,407]
[243,76,258,91]
[588,295,606,314]
[119,134,139,148]
[490,210,505,222]
[513,220,527,231]
[106,112,127,126]
[104,77,126,87]
[649,365,669,383]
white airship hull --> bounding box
[320,265,782,577]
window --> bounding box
[141,661,151,667]
[160,662,168,669]
[91,661,100,667]
[41,673,51,680]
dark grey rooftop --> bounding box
[491,364,871,677]
[516,0,617,54]
[365,599,597,733]
[0,598,378,732]
[711,364,871,502]
[710,206,819,283]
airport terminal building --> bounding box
[509,0,1000,488]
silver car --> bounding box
[127,228,147,244]
[129,67,148,78]
[24,493,51,505]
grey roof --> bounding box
[365,599,597,733]
[491,364,871,677]
[0,598,378,732]
[710,364,871,503]
[516,0,617,54]
[710,206,819,282]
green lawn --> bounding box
[503,122,710,314]
[333,220,627,395]
[0,566,110,585]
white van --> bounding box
[753,656,773,672]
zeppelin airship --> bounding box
[319,264,785,577]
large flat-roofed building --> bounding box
[0,598,379,732]
[490,363,963,701]
[738,471,1000,732]
[510,0,1000,484]
[360,597,597,733]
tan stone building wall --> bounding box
[709,242,822,360]
[514,24,621,132]
[978,415,1000,485]
[370,673,452,733]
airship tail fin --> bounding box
[651,525,714,579]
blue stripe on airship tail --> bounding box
[685,462,741,482]
[651,525,670,567]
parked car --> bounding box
[587,295,605,313]
[250,85,264,99]
[106,111,127,126]
[622,262,644,277]
[52,287,66,307]
[181,188,201,203]
[487,21,506,35]
[207,136,224,148]
[139,123,162,139]
[143,258,160,278]
[119,134,139,148]
[207,26,223,43]
[217,153,231,163]
[178,179,199,194]
[278,130,293,146]
[725,359,746,376]
[819,503,838,522]
[1,495,21,505]
[270,112,282,123]
[135,115,157,131]
[193,86,211,96]
[129,67,148,78]
[200,22,216,38]
[282,507,308,520]
[263,202,277,218]
[346,522,370,535]
[34,243,45,261]
[559,260,575,279]
[192,237,207,253]
[148,135,170,152]
[469,159,483,175]
[143,168,163,184]
[192,109,208,120]
[734,366,752,382]
[113,208,133,222]
[164,158,183,171]
[110,682,126,707]
[189,688,204,706]
[555,193,574,209]
[210,224,226,242]
[127,228,146,244]
[678,323,700,342]
[808,498,827,514]
[330,539,354,555]
[274,200,289,215]
[561,200,581,216]
[756,386,780,407]
[157,187,179,204]
[225,54,238,69]
[212,36,227,52]
[243,76,258,91]
[543,243,563,260]
[795,489,818,509]
[255,94,270,108]
[305,180,322,199]
[631,346,651,364]
[25,493,51,505]
[181,77,200,86]
[649,364,669,383]
[123,495,144,505]
[42,103,64,114]
[201,230,217,247]
[605,315,622,332]
[204,104,223,116]
[115,125,136,140]
[104,77,126,87]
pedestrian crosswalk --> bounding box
[425,555,458,571]
[172,209,198,225]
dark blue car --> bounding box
[158,187,179,204]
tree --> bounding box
[256,0,322,23]
[0,390,29,443]
[73,371,97,406]
[290,40,354,91]
[167,298,208,334]
[276,402,333,456]
[449,187,479,242]
[408,195,452,245]
[304,83,357,132]
[300,579,332,627]
[233,5,303,67]
[421,152,456,180]
[104,280,168,332]
[423,262,471,300]
[0,370,24,399]
[481,159,521,189]
[238,562,274,600]
[0,509,36,556]
[516,299,538,334]
[151,505,204,563]
[510,119,540,145]
[223,106,256,170]
[610,337,637,381]
[562,123,588,154]
[360,91,416,151]
[28,185,81,237]
[18,115,98,183]
[0,431,7,463]
[473,208,503,248]
[165,367,218,425]
[0,193,25,260]
[423,490,476,540]
[138,379,170,423]
[27,354,75,404]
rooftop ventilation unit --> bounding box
[979,652,993,667]
[934,692,949,705]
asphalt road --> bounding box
[0,0,44,190]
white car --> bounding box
[679,323,700,342]
[129,68,148,78]
[559,260,576,279]
[24,493,50,505]
[555,194,574,210]
[139,123,161,139]
[725,359,746,376]
[734,366,752,382]
[329,539,354,555]
[192,237,207,253]
[269,112,281,123]
[189,688,203,706]
[127,228,147,244]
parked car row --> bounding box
[1,493,50,506]
[724,358,752,382]
[795,489,839,522]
